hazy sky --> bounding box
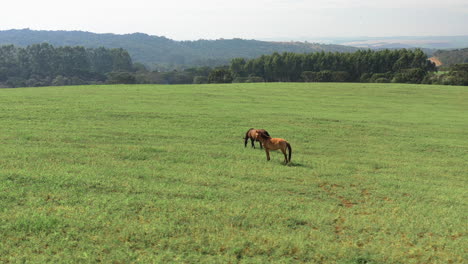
[2,0,468,40]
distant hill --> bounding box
[329,36,468,50]
[431,48,468,67]
[0,29,359,69]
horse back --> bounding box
[267,138,288,150]
[270,138,287,144]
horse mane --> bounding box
[257,130,271,139]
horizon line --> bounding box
[2,28,468,42]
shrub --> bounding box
[193,76,208,84]
[374,77,390,83]
[6,77,27,88]
[246,76,264,83]
[360,73,372,83]
[302,71,332,82]
[369,72,393,83]
[232,77,248,83]
[302,71,352,82]
[208,69,233,83]
[392,68,426,84]
[106,72,136,84]
[52,75,69,86]
[331,71,351,82]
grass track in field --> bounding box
[0,83,467,263]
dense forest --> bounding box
[227,49,436,83]
[0,29,358,70]
[225,49,468,85]
[0,43,134,87]
[2,43,468,88]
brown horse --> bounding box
[244,128,270,149]
[256,130,292,164]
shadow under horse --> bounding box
[244,128,270,149]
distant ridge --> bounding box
[0,29,359,69]
[336,36,468,50]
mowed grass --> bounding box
[0,83,466,263]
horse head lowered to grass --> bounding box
[255,130,292,164]
[244,128,270,149]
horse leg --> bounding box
[265,149,270,161]
[281,148,288,164]
[259,140,263,149]
[251,138,255,148]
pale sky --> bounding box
[2,0,468,40]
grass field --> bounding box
[0,83,466,263]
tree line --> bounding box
[1,43,467,88]
[218,49,465,85]
[138,48,465,85]
[227,49,439,83]
[0,43,134,87]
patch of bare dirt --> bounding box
[319,182,356,208]
[429,57,443,67]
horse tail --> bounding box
[244,128,253,147]
[287,142,292,162]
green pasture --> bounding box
[0,83,466,263]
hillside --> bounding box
[0,29,358,69]
[432,48,468,66]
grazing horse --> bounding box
[256,130,292,164]
[244,128,270,149]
